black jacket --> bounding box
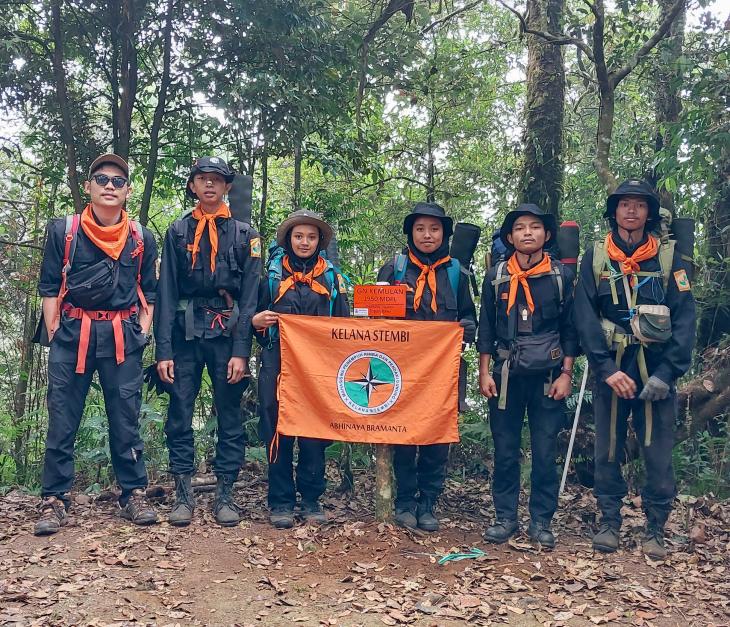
[154,213,261,360]
[38,216,158,360]
[574,230,695,385]
[376,253,476,327]
[476,255,579,359]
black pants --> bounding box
[258,345,328,508]
[165,334,247,477]
[593,379,676,529]
[42,346,147,500]
[393,444,450,510]
[488,369,565,523]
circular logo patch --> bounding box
[337,350,402,415]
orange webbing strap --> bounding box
[129,221,149,316]
[63,305,136,373]
[268,373,283,463]
[56,214,81,327]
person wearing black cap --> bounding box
[34,153,159,535]
[574,179,695,559]
[252,210,349,528]
[477,204,578,548]
[154,156,262,527]
[376,202,476,532]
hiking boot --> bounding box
[34,496,68,536]
[120,489,158,525]
[270,505,295,529]
[416,501,439,532]
[528,520,555,549]
[642,527,668,560]
[394,506,418,530]
[213,474,241,527]
[592,524,620,553]
[484,519,518,544]
[169,473,195,527]
[300,500,327,525]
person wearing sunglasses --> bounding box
[34,153,159,535]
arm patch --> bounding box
[250,237,261,258]
[673,269,690,292]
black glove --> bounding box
[638,375,670,402]
[143,363,172,396]
[459,318,477,344]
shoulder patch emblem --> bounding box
[674,269,690,292]
[338,274,347,294]
[250,237,261,258]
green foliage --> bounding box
[0,0,727,495]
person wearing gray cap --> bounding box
[34,153,159,535]
[154,156,262,527]
[252,209,349,529]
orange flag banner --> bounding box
[277,314,462,445]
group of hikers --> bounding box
[33,152,695,561]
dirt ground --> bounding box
[1,469,728,627]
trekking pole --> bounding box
[559,363,590,496]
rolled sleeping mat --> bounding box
[228,174,253,224]
[557,220,580,273]
[671,217,695,281]
[450,222,482,296]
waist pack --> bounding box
[630,304,672,344]
[65,258,119,309]
[508,331,563,375]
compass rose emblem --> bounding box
[337,351,402,415]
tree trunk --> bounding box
[139,0,174,226]
[259,141,269,239]
[374,444,393,522]
[426,93,436,203]
[293,138,302,208]
[49,0,84,212]
[116,0,139,161]
[651,0,685,213]
[11,180,43,484]
[698,143,730,348]
[520,0,565,218]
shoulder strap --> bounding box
[56,214,81,323]
[491,260,509,301]
[592,238,608,288]
[550,262,564,305]
[657,239,675,293]
[266,244,285,306]
[128,220,149,315]
[393,253,408,284]
[446,258,461,299]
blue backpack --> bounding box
[392,252,462,301]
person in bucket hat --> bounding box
[253,209,349,529]
[574,179,695,559]
[376,202,476,533]
[478,203,578,548]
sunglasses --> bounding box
[92,174,128,188]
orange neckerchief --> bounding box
[274,255,331,302]
[190,202,231,273]
[605,232,658,285]
[79,204,129,260]
[506,253,553,314]
[408,250,451,313]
